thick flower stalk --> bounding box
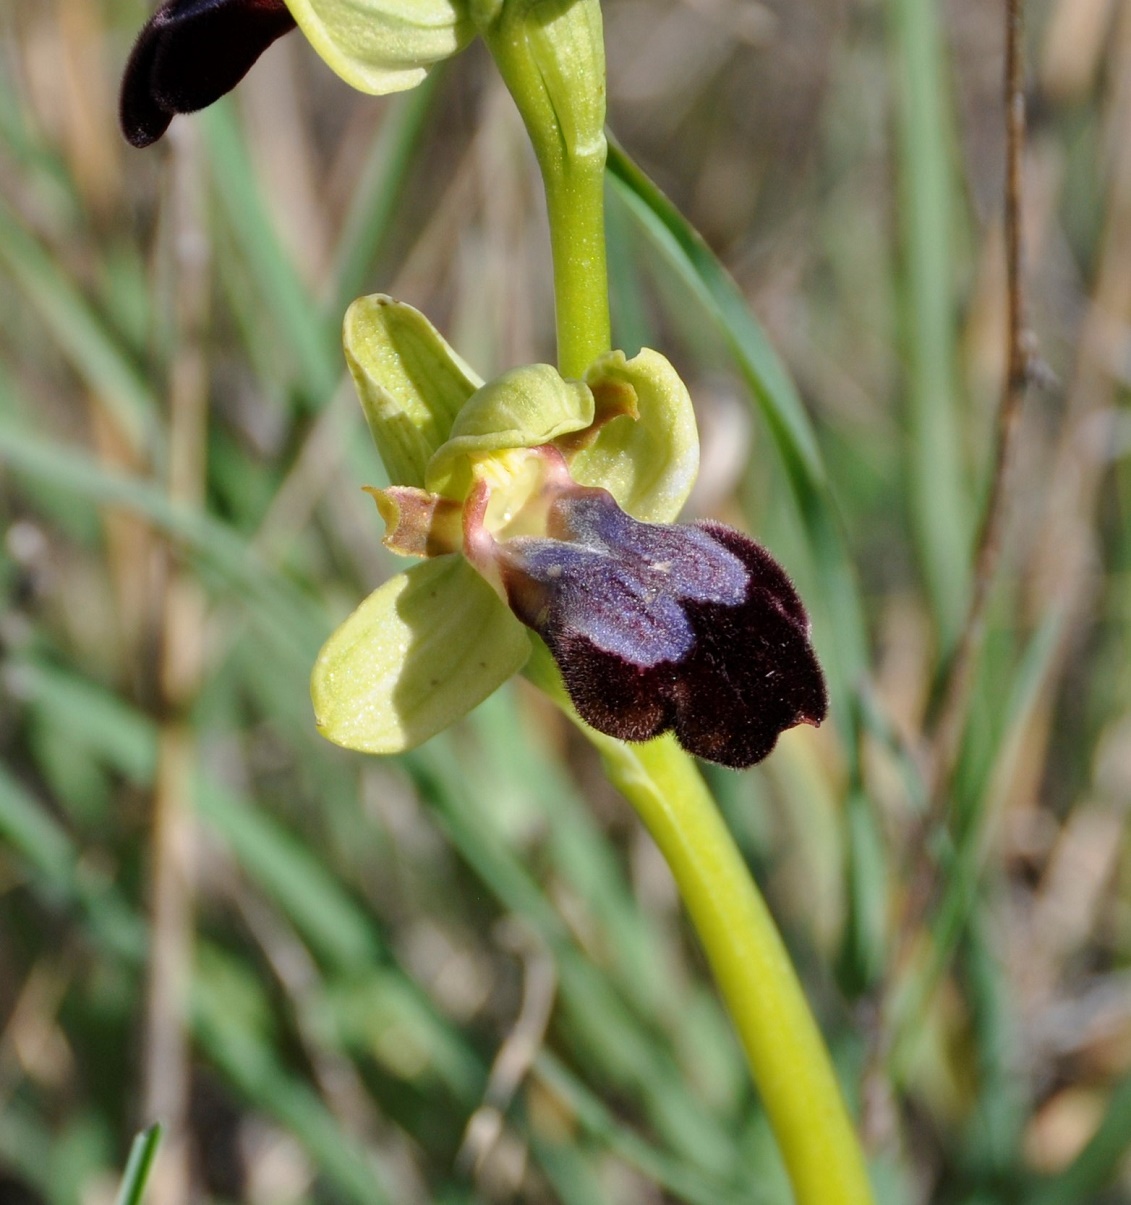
[311,296,826,767]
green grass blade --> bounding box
[0,65,78,213]
[0,762,147,959]
[535,1052,749,1205]
[0,197,158,457]
[604,177,652,358]
[9,660,158,787]
[1031,1076,1131,1205]
[408,741,744,1183]
[193,952,395,1205]
[202,102,341,405]
[887,0,969,644]
[606,140,823,485]
[196,777,382,973]
[114,1125,162,1205]
[0,421,326,657]
[890,609,1063,1076]
[605,139,869,731]
[326,74,441,318]
[0,762,75,887]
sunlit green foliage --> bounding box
[1,0,1129,1200]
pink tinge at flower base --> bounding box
[309,296,827,768]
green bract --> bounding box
[280,0,606,167]
[284,0,475,95]
[312,295,699,754]
[484,0,606,169]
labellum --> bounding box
[461,454,828,768]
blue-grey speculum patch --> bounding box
[499,490,748,668]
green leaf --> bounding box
[572,348,698,523]
[285,0,475,95]
[345,295,481,488]
[311,555,531,753]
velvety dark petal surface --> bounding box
[120,0,297,147]
[551,632,673,743]
[504,500,828,768]
[669,523,828,767]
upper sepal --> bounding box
[120,0,297,147]
[311,555,531,753]
[283,0,475,96]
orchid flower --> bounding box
[120,0,475,147]
[311,296,827,768]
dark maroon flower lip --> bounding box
[120,0,297,148]
[488,485,828,769]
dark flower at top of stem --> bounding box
[120,0,296,148]
[485,482,828,768]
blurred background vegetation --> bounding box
[1,0,1130,1200]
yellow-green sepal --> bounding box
[425,364,593,498]
[284,0,475,95]
[312,556,531,754]
[571,349,699,522]
[344,295,482,489]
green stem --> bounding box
[526,644,874,1205]
[486,4,867,1196]
[482,0,612,376]
[542,154,611,377]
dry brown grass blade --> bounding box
[141,120,211,1205]
[1028,0,1131,645]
